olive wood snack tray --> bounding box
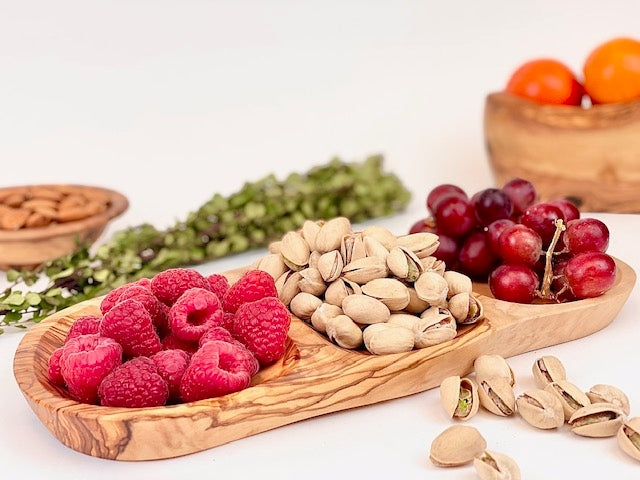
[13,257,636,461]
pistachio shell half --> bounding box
[362,323,414,355]
[568,402,625,438]
[617,417,640,462]
[516,389,564,429]
[429,425,487,467]
[440,376,479,421]
[586,384,630,416]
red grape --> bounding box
[434,196,476,238]
[472,188,514,226]
[432,233,460,268]
[550,199,580,222]
[489,264,539,303]
[458,232,498,279]
[564,218,609,254]
[563,251,616,299]
[502,178,537,215]
[409,217,437,234]
[486,218,516,256]
[497,224,543,266]
[427,184,467,213]
[520,202,565,247]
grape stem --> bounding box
[539,219,565,300]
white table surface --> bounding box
[2,1,640,478]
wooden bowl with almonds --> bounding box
[0,184,129,270]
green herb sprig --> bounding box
[0,155,411,333]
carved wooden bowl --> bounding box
[0,185,129,269]
[13,259,636,461]
[484,92,640,213]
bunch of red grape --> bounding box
[410,178,617,304]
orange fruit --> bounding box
[583,37,640,104]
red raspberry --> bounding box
[222,269,278,313]
[168,288,223,342]
[160,333,199,355]
[66,315,101,342]
[118,285,168,332]
[233,297,291,366]
[179,340,256,402]
[221,311,235,331]
[99,299,162,358]
[206,273,230,300]
[150,349,191,402]
[151,268,209,307]
[99,278,152,315]
[98,357,169,408]
[198,326,237,348]
[48,346,65,387]
[60,333,123,404]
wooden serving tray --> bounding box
[13,258,636,461]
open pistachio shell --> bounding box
[516,389,564,429]
[545,379,591,421]
[443,270,473,297]
[324,278,361,306]
[440,376,479,421]
[474,354,515,386]
[477,376,516,417]
[298,267,327,296]
[532,355,566,388]
[275,270,302,306]
[448,292,484,325]
[386,246,424,282]
[361,277,410,311]
[617,417,640,462]
[396,232,439,259]
[280,230,311,271]
[429,425,487,467]
[568,402,625,438]
[414,271,448,307]
[310,303,343,334]
[340,233,366,265]
[473,450,521,480]
[324,314,363,349]
[360,225,397,250]
[415,307,457,348]
[342,256,389,284]
[317,250,343,282]
[586,384,630,416]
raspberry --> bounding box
[118,285,168,332]
[99,299,162,358]
[221,311,235,331]
[206,273,230,300]
[198,326,237,348]
[233,297,291,366]
[180,340,256,402]
[160,333,199,355]
[98,357,169,408]
[222,269,278,313]
[48,346,65,387]
[151,268,209,307]
[150,349,191,402]
[66,315,101,342]
[168,288,223,342]
[100,278,152,315]
[59,333,123,404]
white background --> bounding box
[1,1,640,478]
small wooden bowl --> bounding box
[483,92,640,212]
[0,185,128,269]
[12,260,636,461]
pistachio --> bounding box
[429,425,487,467]
[310,303,343,334]
[280,231,311,271]
[301,219,321,252]
[448,292,484,324]
[443,270,473,297]
[341,294,390,324]
[254,253,288,281]
[324,278,361,306]
[387,313,420,330]
[362,323,415,355]
[516,389,564,429]
[342,256,388,284]
[420,256,446,275]
[308,250,321,269]
[404,287,430,314]
[298,267,327,296]
[396,232,439,258]
[473,450,521,480]
[317,250,343,282]
[267,240,282,254]
[386,246,424,282]
[361,277,410,311]
[474,354,515,386]
[288,292,322,321]
[360,225,397,250]
[477,376,516,416]
[340,233,366,265]
[568,403,625,438]
[275,270,302,306]
[414,271,448,307]
[532,355,566,389]
[544,379,591,421]
[585,384,630,416]
[324,314,363,349]
[415,307,457,348]
[617,417,640,462]
[315,216,352,253]
[363,235,389,260]
[440,376,479,421]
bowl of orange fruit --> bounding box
[484,37,640,213]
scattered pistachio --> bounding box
[429,425,487,467]
[473,450,521,480]
[568,403,625,438]
[618,417,640,462]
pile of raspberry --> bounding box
[47,268,291,408]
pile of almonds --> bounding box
[251,216,484,355]
[0,185,111,231]
[430,353,640,477]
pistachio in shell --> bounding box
[386,246,424,282]
[477,376,516,416]
[254,253,288,281]
[361,277,410,311]
[404,286,430,314]
[414,271,448,307]
[342,256,388,284]
[618,417,640,462]
[544,379,591,421]
[362,322,414,355]
[324,314,363,349]
[415,307,457,348]
[473,450,521,480]
[474,354,515,386]
[440,375,479,421]
[341,293,390,324]
[301,219,321,252]
[315,216,352,253]
[324,278,361,306]
[288,291,322,321]
[280,231,311,271]
[275,270,302,306]
[585,384,630,416]
[443,270,473,297]
[310,303,343,334]
[516,389,564,429]
[568,402,625,438]
[396,232,439,259]
[362,235,389,261]
[360,225,397,250]
[429,425,487,467]
[340,232,366,265]
[447,292,484,324]
[532,355,566,389]
[317,250,343,282]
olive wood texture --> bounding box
[13,258,636,461]
[484,92,640,213]
[0,185,129,270]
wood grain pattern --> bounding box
[13,258,636,461]
[0,185,128,269]
[483,92,640,213]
